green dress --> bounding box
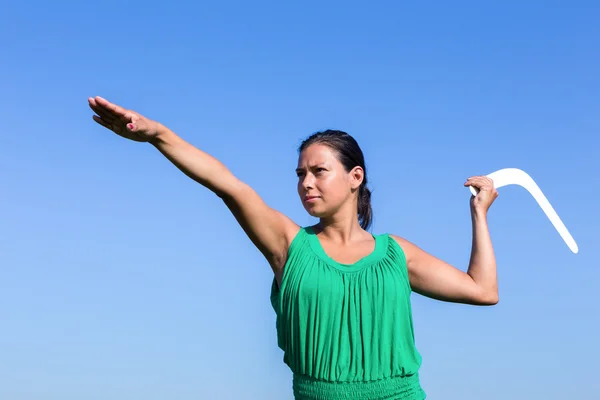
[271,226,426,400]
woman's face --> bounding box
[296,144,362,218]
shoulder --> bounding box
[388,234,408,246]
[284,225,312,254]
[388,234,414,252]
[387,234,425,265]
[268,224,306,271]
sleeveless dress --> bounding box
[270,226,426,400]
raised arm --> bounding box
[88,96,300,272]
[392,176,499,306]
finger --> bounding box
[89,99,118,123]
[89,97,120,122]
[94,115,146,142]
[95,96,129,120]
[126,114,145,132]
[92,115,112,130]
[465,179,495,197]
[465,176,493,188]
[472,182,493,192]
[465,176,484,187]
[121,110,137,125]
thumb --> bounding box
[126,115,143,132]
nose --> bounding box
[301,173,314,191]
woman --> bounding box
[88,96,499,399]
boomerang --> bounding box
[469,168,578,254]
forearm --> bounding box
[149,126,240,197]
[466,209,498,302]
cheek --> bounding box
[297,182,306,198]
[321,176,348,199]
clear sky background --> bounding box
[1,1,598,399]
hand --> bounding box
[88,96,164,142]
[464,176,498,215]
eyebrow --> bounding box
[295,163,327,174]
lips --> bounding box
[304,195,320,202]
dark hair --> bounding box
[298,129,373,230]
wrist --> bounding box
[471,206,488,222]
[149,123,175,146]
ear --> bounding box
[349,166,364,190]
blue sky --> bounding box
[1,1,598,399]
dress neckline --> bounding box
[305,226,387,272]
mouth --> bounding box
[304,196,320,203]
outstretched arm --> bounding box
[88,96,299,271]
[150,130,300,268]
[393,176,499,305]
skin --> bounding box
[88,95,499,305]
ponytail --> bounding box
[358,183,373,230]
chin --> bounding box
[304,206,333,219]
[303,204,322,217]
[304,207,320,217]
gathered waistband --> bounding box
[292,373,426,400]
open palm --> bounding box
[88,96,162,142]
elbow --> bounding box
[471,285,498,305]
[478,290,499,306]
[483,296,499,306]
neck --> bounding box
[316,202,366,245]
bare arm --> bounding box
[392,176,499,305]
[150,129,300,268]
[88,96,299,270]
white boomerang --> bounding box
[469,168,578,254]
